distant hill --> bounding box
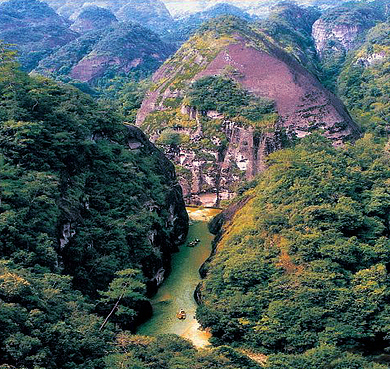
[34,22,175,84]
[163,0,359,18]
[166,3,253,44]
[70,5,118,33]
[0,0,77,71]
[43,0,175,33]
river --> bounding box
[137,207,221,347]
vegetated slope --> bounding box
[0,45,188,325]
[137,13,359,207]
[198,134,390,368]
[0,0,78,71]
[338,22,390,137]
[0,45,263,369]
[34,22,176,85]
[312,0,387,90]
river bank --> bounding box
[137,207,220,347]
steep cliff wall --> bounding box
[337,22,390,136]
[312,3,385,88]
[137,16,359,206]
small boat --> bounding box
[187,239,201,247]
[176,309,187,320]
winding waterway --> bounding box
[137,207,221,347]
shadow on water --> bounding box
[137,208,221,347]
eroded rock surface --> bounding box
[137,18,360,206]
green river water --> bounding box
[137,207,221,347]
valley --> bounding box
[1,0,390,368]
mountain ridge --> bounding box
[137,15,359,206]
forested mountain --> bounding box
[0,0,176,97]
[43,0,174,33]
[34,21,175,85]
[199,134,390,368]
[0,0,77,71]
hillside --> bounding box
[0,0,78,71]
[34,22,175,85]
[0,42,189,300]
[137,14,359,206]
[198,134,390,368]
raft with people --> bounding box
[187,239,200,247]
[176,309,187,320]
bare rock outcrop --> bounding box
[312,4,384,60]
[137,20,360,206]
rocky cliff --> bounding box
[137,16,360,207]
[312,2,385,88]
[125,125,189,292]
[337,22,390,136]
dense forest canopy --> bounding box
[198,133,390,367]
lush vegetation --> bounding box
[105,334,261,369]
[198,134,390,367]
[0,46,195,368]
[188,76,276,125]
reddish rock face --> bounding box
[70,55,112,82]
[137,28,360,206]
[70,55,151,83]
[195,42,359,141]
